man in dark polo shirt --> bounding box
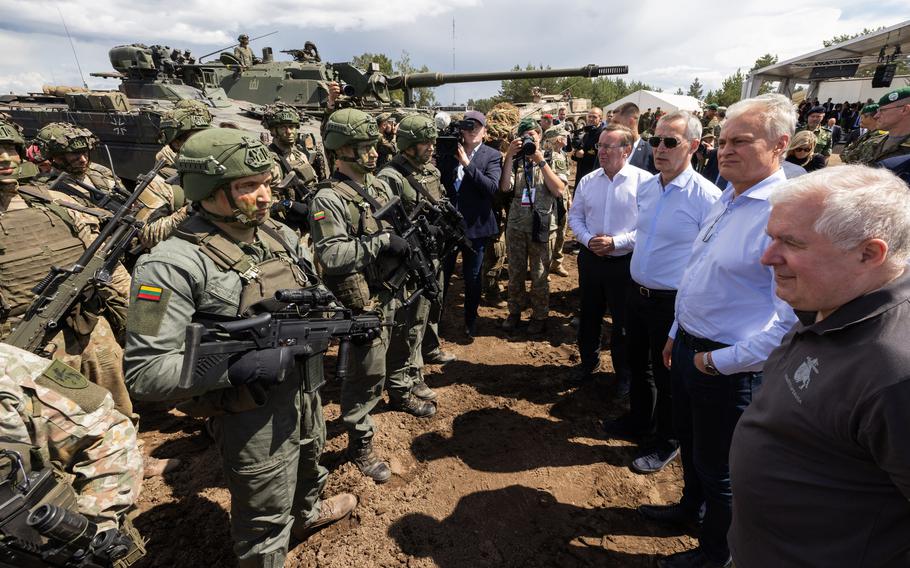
[729,164,910,567]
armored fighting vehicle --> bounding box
[0,39,627,181]
[514,88,594,131]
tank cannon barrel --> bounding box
[386,64,628,90]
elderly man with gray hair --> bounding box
[639,94,800,568]
[605,110,721,475]
[729,165,910,567]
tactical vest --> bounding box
[0,195,86,337]
[382,155,444,210]
[271,144,318,190]
[174,215,323,416]
[317,178,391,310]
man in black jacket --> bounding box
[571,107,604,181]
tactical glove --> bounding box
[383,234,411,258]
[228,346,299,387]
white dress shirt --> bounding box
[568,164,653,256]
[670,169,798,375]
[630,167,721,290]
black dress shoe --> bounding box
[601,414,646,441]
[631,444,680,474]
[658,548,732,568]
[638,503,702,529]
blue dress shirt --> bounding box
[630,167,721,290]
[670,169,798,375]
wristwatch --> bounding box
[536,159,548,168]
[702,352,720,376]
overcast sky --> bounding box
[1,0,906,104]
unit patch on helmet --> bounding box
[244,142,272,169]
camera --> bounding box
[434,112,471,157]
[519,135,537,157]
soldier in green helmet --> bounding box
[310,108,431,484]
[261,103,322,232]
[377,113,453,410]
[123,127,356,567]
[233,34,257,68]
[157,100,213,179]
[375,112,398,170]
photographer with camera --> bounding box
[571,107,604,181]
[499,118,568,334]
[438,110,502,339]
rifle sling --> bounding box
[17,186,112,220]
[388,161,440,206]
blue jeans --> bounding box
[443,236,489,332]
[671,335,762,562]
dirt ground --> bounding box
[132,240,696,567]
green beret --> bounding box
[706,103,719,111]
[861,104,880,115]
[516,117,539,135]
[879,86,910,107]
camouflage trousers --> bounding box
[551,190,572,270]
[419,268,445,358]
[212,379,327,568]
[48,318,134,420]
[342,290,401,447]
[505,227,555,321]
[482,230,508,301]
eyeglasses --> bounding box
[648,136,682,149]
[594,143,627,150]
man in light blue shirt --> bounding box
[640,94,800,568]
[609,111,721,476]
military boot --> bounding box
[347,441,391,483]
[410,379,438,401]
[391,394,437,417]
[291,493,358,539]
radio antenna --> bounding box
[57,6,87,89]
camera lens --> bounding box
[520,135,536,156]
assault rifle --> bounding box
[47,172,133,214]
[6,160,165,354]
[0,450,146,568]
[413,197,470,261]
[178,287,382,392]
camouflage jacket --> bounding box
[796,125,833,157]
[0,344,142,530]
[376,136,397,170]
[841,131,910,166]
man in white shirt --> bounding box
[641,94,799,568]
[568,124,653,387]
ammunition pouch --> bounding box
[531,208,551,244]
[322,272,371,310]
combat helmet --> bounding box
[396,114,437,152]
[34,122,97,157]
[0,119,25,154]
[260,103,301,129]
[176,127,274,202]
[158,102,213,145]
[323,108,379,151]
[238,34,249,42]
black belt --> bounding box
[633,281,676,299]
[677,327,730,353]
[581,248,631,262]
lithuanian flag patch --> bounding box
[312,210,326,221]
[137,285,164,301]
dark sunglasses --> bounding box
[649,136,681,149]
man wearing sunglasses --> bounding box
[608,112,721,476]
[842,86,910,166]
[642,94,799,568]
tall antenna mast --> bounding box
[451,18,456,105]
[57,6,87,89]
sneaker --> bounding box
[658,548,732,568]
[501,313,520,332]
[292,493,357,538]
[631,445,680,474]
[527,318,547,335]
[391,395,437,418]
[423,349,456,365]
[550,265,570,277]
[347,442,391,483]
[410,380,438,401]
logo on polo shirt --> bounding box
[785,356,819,404]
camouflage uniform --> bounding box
[504,154,564,322]
[0,344,142,531]
[234,40,255,67]
[378,150,443,398]
[796,124,833,157]
[376,136,397,171]
[841,131,910,166]
[546,145,572,274]
[124,128,334,567]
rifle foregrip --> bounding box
[335,337,351,382]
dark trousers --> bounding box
[671,329,762,562]
[626,284,676,445]
[443,236,489,331]
[577,248,631,378]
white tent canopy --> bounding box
[604,90,703,113]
